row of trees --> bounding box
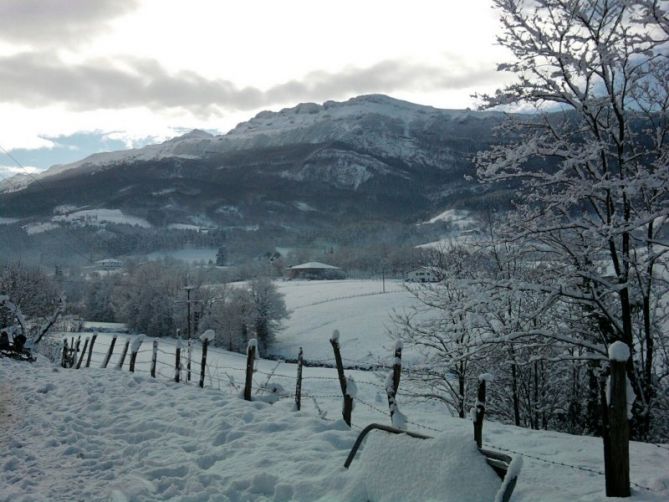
[83,261,287,353]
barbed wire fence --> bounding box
[38,330,667,495]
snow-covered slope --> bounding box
[1,348,667,501]
[0,95,500,194]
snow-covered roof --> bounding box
[290,262,340,270]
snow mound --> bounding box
[609,341,630,362]
[348,431,501,501]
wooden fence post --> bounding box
[187,337,192,382]
[61,339,69,368]
[604,342,631,497]
[85,333,97,368]
[199,330,214,388]
[150,339,158,378]
[128,335,144,373]
[330,330,353,426]
[474,373,492,448]
[116,339,130,370]
[75,338,89,369]
[244,339,257,401]
[386,341,403,427]
[102,335,117,369]
[295,347,304,411]
[72,336,81,367]
[175,338,182,383]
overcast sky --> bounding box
[0,0,508,177]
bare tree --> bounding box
[476,0,669,438]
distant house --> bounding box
[286,262,344,280]
[95,258,123,270]
[406,267,440,283]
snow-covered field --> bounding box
[273,280,423,364]
[2,280,668,501]
[1,350,668,501]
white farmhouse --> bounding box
[406,267,440,283]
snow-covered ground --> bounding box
[2,279,668,500]
[273,280,421,364]
[1,349,668,501]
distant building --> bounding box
[286,262,344,280]
[406,267,440,283]
[95,258,123,270]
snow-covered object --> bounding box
[348,431,501,501]
[330,329,340,344]
[199,329,215,342]
[494,455,523,502]
[394,340,403,351]
[391,407,408,430]
[345,376,357,399]
[247,338,257,352]
[606,374,636,420]
[175,337,183,350]
[385,372,395,394]
[608,341,630,362]
[255,383,287,404]
[479,373,494,382]
[130,335,144,354]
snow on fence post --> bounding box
[102,335,117,369]
[61,338,69,368]
[150,340,158,378]
[85,333,97,368]
[330,330,353,426]
[128,335,144,373]
[244,339,257,401]
[175,338,182,383]
[295,347,304,411]
[199,330,214,388]
[75,337,89,369]
[603,342,631,497]
[386,341,405,429]
[72,336,81,367]
[474,373,492,448]
[116,339,130,370]
[187,337,193,383]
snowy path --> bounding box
[1,353,668,501]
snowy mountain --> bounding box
[1,95,501,193]
[0,95,510,259]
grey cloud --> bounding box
[0,0,139,44]
[0,51,498,116]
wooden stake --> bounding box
[295,347,304,411]
[129,336,143,373]
[116,339,130,370]
[244,339,256,401]
[102,335,117,369]
[199,338,209,388]
[85,333,97,368]
[75,338,89,369]
[150,340,158,378]
[175,342,182,383]
[61,339,69,368]
[330,331,352,426]
[386,342,402,425]
[474,375,489,448]
[187,338,192,382]
[604,343,631,497]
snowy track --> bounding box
[2,353,668,501]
